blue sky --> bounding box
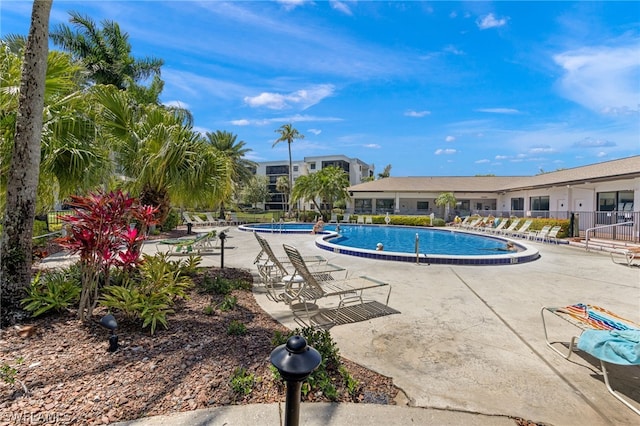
[2,1,639,177]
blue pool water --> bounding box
[243,223,516,255]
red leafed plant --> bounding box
[55,190,158,321]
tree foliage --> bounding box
[273,124,304,212]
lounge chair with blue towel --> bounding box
[541,303,640,414]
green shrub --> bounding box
[271,327,358,401]
[218,295,237,312]
[100,253,194,334]
[227,320,247,336]
[230,367,256,395]
[21,270,81,317]
[203,304,215,315]
[432,218,446,227]
[161,209,180,231]
[198,275,251,295]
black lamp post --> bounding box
[218,231,226,268]
[99,314,118,352]
[270,335,322,426]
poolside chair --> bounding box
[546,226,562,244]
[252,233,335,302]
[190,213,207,226]
[328,213,338,224]
[462,216,482,230]
[610,247,640,267]
[454,216,470,228]
[155,229,217,255]
[508,219,532,238]
[365,216,373,224]
[340,213,351,224]
[541,304,640,414]
[356,215,365,224]
[488,218,508,234]
[206,212,228,226]
[527,225,551,241]
[498,218,520,236]
[282,244,391,327]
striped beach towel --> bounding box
[554,303,640,331]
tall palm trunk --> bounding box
[0,0,52,319]
[287,141,292,213]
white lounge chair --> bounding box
[340,213,351,224]
[509,219,532,238]
[365,216,373,224]
[356,215,365,224]
[282,243,391,327]
[328,213,338,223]
[541,304,640,415]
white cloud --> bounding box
[164,100,190,109]
[475,159,490,164]
[597,151,607,157]
[476,13,508,30]
[572,137,616,148]
[244,84,335,110]
[330,0,353,16]
[554,43,640,115]
[435,148,457,155]
[443,45,464,55]
[445,135,455,142]
[475,108,520,114]
[307,128,322,135]
[364,143,381,149]
[404,110,431,117]
[529,145,555,154]
[276,0,307,11]
[231,114,343,126]
[495,155,508,160]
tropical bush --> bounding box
[160,209,180,231]
[271,327,359,401]
[21,269,81,317]
[55,190,157,321]
[100,253,196,334]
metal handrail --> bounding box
[585,222,634,251]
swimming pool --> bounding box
[239,222,540,265]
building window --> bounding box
[597,191,634,211]
[417,201,429,211]
[530,196,550,211]
[511,198,524,210]
[376,199,394,213]
[354,199,372,213]
[310,163,316,170]
[266,165,288,175]
[293,165,298,172]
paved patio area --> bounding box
[139,227,640,425]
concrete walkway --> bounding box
[106,227,639,425]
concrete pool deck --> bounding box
[117,227,638,424]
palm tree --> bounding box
[1,38,114,214]
[273,123,304,212]
[50,11,163,97]
[435,192,457,221]
[205,130,257,217]
[94,85,228,224]
[275,176,289,212]
[291,166,350,217]
[1,0,53,312]
[378,164,392,179]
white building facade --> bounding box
[255,155,374,211]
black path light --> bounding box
[99,314,118,352]
[218,231,227,268]
[270,335,322,426]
